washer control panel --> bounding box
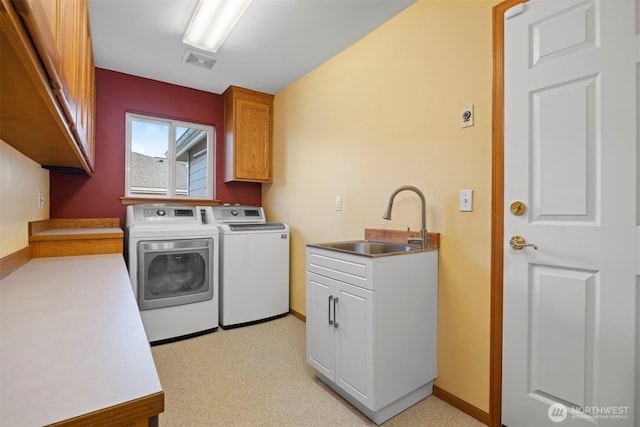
[211,205,266,224]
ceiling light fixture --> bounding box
[182,0,253,53]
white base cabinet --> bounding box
[306,245,438,425]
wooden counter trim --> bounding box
[30,218,119,233]
[29,228,123,241]
[0,246,31,280]
[30,239,124,258]
[49,391,164,427]
[364,228,440,249]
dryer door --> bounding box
[138,238,214,310]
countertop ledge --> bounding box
[0,254,163,426]
[29,227,123,240]
[28,218,124,258]
[365,228,440,249]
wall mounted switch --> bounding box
[335,196,342,211]
[39,192,45,209]
[459,189,473,212]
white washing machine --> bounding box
[126,204,219,344]
[211,205,290,329]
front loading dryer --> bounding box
[126,204,219,344]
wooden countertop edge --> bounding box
[49,391,164,427]
[29,218,120,234]
[29,230,123,241]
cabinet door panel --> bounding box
[73,0,93,163]
[306,272,335,377]
[235,99,271,180]
[223,86,273,183]
[58,0,79,126]
[14,0,60,81]
[335,283,372,404]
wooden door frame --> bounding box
[490,1,527,426]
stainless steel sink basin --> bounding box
[309,240,422,257]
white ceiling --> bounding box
[88,0,416,95]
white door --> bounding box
[502,1,639,426]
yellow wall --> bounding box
[264,0,495,412]
[0,140,49,258]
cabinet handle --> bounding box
[333,297,339,329]
[328,295,334,326]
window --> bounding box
[125,113,214,199]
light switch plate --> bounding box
[459,189,473,212]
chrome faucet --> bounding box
[382,185,427,249]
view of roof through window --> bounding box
[126,114,213,198]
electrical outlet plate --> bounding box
[461,105,474,128]
[335,196,342,211]
[459,189,473,212]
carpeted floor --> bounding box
[151,315,485,427]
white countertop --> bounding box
[0,254,162,426]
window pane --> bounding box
[126,113,214,199]
[131,120,170,196]
[175,126,208,197]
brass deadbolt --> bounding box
[509,201,527,216]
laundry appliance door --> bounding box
[138,238,214,310]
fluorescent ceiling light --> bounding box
[183,0,252,53]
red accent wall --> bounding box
[50,68,262,227]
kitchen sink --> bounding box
[309,240,423,257]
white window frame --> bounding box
[125,113,215,199]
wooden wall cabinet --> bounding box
[223,85,274,183]
[0,0,95,174]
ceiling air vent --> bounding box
[182,49,217,70]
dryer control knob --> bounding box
[157,209,166,216]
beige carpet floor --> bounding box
[151,315,485,427]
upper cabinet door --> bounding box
[12,0,61,78]
[223,86,274,183]
[72,0,94,163]
[58,0,80,131]
[11,0,95,171]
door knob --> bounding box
[510,235,538,250]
